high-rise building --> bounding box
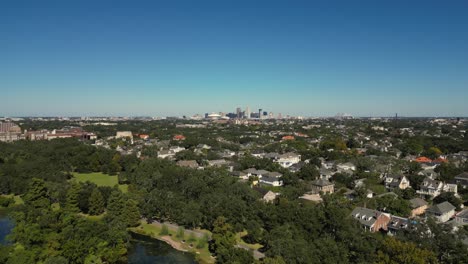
[245,106,251,119]
[236,107,241,118]
[258,109,262,119]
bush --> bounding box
[159,224,169,236]
[176,226,185,239]
[188,233,196,243]
[0,196,14,207]
[196,234,209,249]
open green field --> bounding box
[72,172,128,193]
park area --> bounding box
[72,172,128,193]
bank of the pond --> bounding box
[0,212,197,263]
[128,232,196,264]
[0,211,14,245]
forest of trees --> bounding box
[1,137,468,263]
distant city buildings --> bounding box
[0,121,96,142]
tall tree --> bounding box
[65,182,81,213]
[123,199,140,227]
[23,178,51,209]
[88,188,105,215]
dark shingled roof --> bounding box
[455,172,468,180]
[409,198,428,209]
[428,201,456,215]
[351,207,382,228]
[312,178,333,187]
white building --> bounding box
[275,152,301,168]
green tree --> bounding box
[65,182,81,213]
[176,226,185,239]
[376,237,437,264]
[160,224,169,235]
[196,234,208,249]
[23,178,51,209]
[123,199,140,227]
[88,188,105,215]
[105,188,125,224]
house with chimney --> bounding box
[351,207,391,232]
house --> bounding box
[176,160,199,169]
[311,178,334,194]
[158,150,175,159]
[336,162,356,172]
[281,135,295,141]
[414,156,432,163]
[409,198,428,218]
[173,134,186,141]
[259,176,283,187]
[251,150,266,158]
[264,152,280,160]
[275,152,301,168]
[208,159,234,172]
[116,131,133,139]
[454,172,468,188]
[418,169,439,179]
[288,162,304,173]
[139,134,150,140]
[196,144,211,150]
[320,167,334,180]
[387,216,410,235]
[232,171,249,180]
[255,169,270,178]
[426,201,456,223]
[169,146,185,153]
[351,207,391,232]
[454,209,468,226]
[384,175,410,190]
[219,149,236,158]
[253,187,278,202]
[417,178,458,197]
[244,168,259,177]
[265,171,283,178]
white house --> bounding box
[426,201,456,223]
[384,175,410,190]
[336,162,356,172]
[275,152,301,168]
[417,178,458,197]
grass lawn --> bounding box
[80,212,106,221]
[236,231,263,250]
[73,172,128,193]
[130,221,214,264]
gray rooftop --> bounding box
[409,198,428,209]
[428,201,456,215]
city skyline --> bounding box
[2,1,468,117]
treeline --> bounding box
[0,139,138,194]
[125,158,468,263]
[1,139,467,263]
[0,178,139,263]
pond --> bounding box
[0,213,196,263]
[0,211,14,245]
[128,232,197,264]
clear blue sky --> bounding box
[1,0,467,117]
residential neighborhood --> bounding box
[1,115,468,262]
